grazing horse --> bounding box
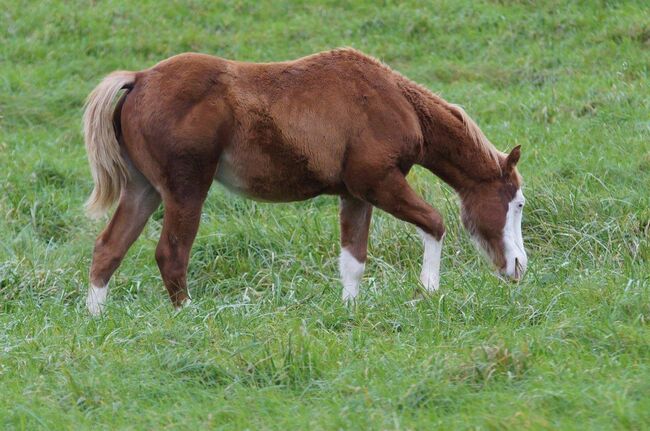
[83,48,527,315]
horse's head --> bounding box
[460,146,527,281]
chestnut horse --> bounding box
[83,48,527,315]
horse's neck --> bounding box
[422,123,497,193]
[400,81,502,192]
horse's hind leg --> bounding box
[87,169,161,315]
[155,183,212,309]
[339,195,373,301]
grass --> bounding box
[1,0,649,429]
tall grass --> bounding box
[1,0,649,429]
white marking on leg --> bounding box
[417,228,443,292]
[174,297,192,312]
[86,283,108,316]
[340,248,365,302]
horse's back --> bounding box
[121,50,423,201]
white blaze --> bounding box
[417,228,443,292]
[86,283,108,316]
[340,248,365,301]
[503,189,527,279]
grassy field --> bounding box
[1,0,649,429]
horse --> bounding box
[83,48,527,315]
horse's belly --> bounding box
[214,147,339,202]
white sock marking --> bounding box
[86,283,108,316]
[340,248,365,302]
[417,228,443,292]
[174,297,192,312]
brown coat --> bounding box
[83,48,523,310]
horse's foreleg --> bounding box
[416,227,444,293]
[351,169,445,293]
[339,195,372,302]
[87,172,161,315]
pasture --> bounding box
[1,1,649,429]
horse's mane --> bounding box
[445,103,503,169]
[317,48,503,171]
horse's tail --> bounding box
[83,71,136,219]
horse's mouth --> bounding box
[513,258,524,281]
[497,258,525,283]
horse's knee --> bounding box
[420,213,445,241]
[432,219,445,240]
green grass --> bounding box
[1,0,649,429]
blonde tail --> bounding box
[83,71,136,218]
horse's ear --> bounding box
[504,145,521,172]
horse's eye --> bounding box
[517,203,524,209]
